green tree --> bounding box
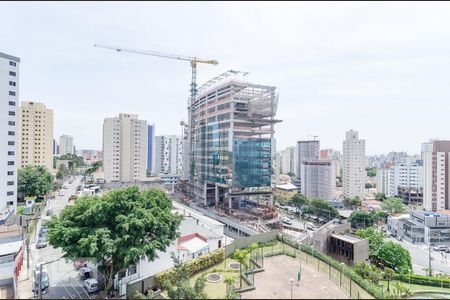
[355,227,386,257]
[308,198,339,220]
[274,195,291,206]
[381,197,407,214]
[375,193,387,201]
[224,276,237,299]
[291,193,309,210]
[384,267,396,292]
[366,167,377,177]
[344,196,362,209]
[377,241,412,274]
[373,211,389,224]
[56,163,69,181]
[365,183,373,189]
[164,255,208,299]
[46,186,182,291]
[349,211,374,229]
[18,166,54,197]
[86,161,103,175]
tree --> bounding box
[86,161,103,175]
[355,227,386,257]
[46,186,182,291]
[133,290,160,299]
[377,241,412,274]
[164,255,208,299]
[365,183,373,189]
[349,211,373,229]
[373,211,389,224]
[381,197,407,214]
[354,261,382,284]
[384,267,396,292]
[291,193,309,210]
[18,166,54,197]
[224,276,237,299]
[375,193,387,201]
[366,167,376,177]
[56,164,69,181]
[287,171,295,177]
[274,195,291,206]
[308,198,339,220]
[344,196,362,209]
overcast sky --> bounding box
[2,1,450,155]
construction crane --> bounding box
[94,43,219,199]
[307,135,319,141]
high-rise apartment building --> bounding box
[280,146,295,175]
[59,134,74,155]
[186,73,280,207]
[342,129,366,199]
[103,113,148,183]
[301,160,335,200]
[295,140,320,190]
[422,140,450,211]
[154,135,182,175]
[0,52,20,214]
[147,124,154,174]
[377,168,391,196]
[19,101,54,171]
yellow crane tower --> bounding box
[94,43,219,198]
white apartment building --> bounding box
[0,52,20,215]
[59,134,74,155]
[19,101,53,171]
[154,135,182,175]
[342,129,366,199]
[389,164,423,195]
[301,160,335,200]
[422,140,450,212]
[377,168,391,196]
[280,146,295,175]
[103,113,148,183]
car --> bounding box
[79,267,92,280]
[32,265,49,293]
[282,217,293,225]
[36,237,48,249]
[59,190,65,196]
[73,260,88,270]
[84,278,100,293]
[46,209,53,216]
[433,245,448,251]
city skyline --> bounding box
[2,2,450,154]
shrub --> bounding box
[393,273,450,288]
[155,248,225,287]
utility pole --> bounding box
[39,263,43,300]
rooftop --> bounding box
[275,183,299,191]
[331,234,365,244]
[0,240,23,257]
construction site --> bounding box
[178,71,282,224]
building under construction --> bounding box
[182,71,281,220]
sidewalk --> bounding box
[16,242,34,299]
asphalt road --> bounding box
[31,176,102,299]
[388,236,450,275]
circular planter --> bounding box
[228,263,241,270]
[206,273,223,283]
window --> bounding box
[8,111,15,116]
[9,81,16,86]
[7,171,13,176]
[9,91,15,96]
[8,151,14,155]
[8,141,14,146]
[8,101,15,106]
[7,161,14,166]
[7,181,14,186]
[9,71,16,76]
[9,61,16,67]
[8,131,15,136]
[7,191,14,196]
[8,121,15,126]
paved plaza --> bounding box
[240,255,348,299]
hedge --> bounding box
[394,273,450,288]
[155,248,225,287]
[278,233,394,299]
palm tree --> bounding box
[393,281,404,297]
[224,276,236,296]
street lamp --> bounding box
[290,278,294,299]
[340,262,345,287]
[297,241,302,286]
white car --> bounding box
[84,278,99,293]
[59,190,65,196]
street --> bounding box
[18,176,103,299]
[388,236,450,275]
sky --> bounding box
[2,1,450,155]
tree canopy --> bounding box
[18,166,54,197]
[366,167,377,177]
[291,193,309,208]
[307,198,339,220]
[343,196,362,209]
[377,241,412,274]
[355,227,386,257]
[86,161,103,175]
[349,211,374,229]
[46,186,182,290]
[381,197,407,214]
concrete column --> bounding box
[215,185,219,209]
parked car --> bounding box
[46,209,53,216]
[32,264,49,293]
[36,237,48,249]
[59,190,65,196]
[282,217,293,225]
[84,278,100,293]
[79,267,92,280]
[433,245,448,251]
[73,260,88,270]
